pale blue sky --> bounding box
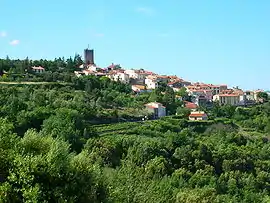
[1,0,270,90]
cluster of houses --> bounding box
[144,101,208,121]
[74,63,266,121]
[143,82,264,120]
[75,63,265,101]
[32,63,266,121]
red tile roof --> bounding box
[144,71,154,75]
[185,102,198,109]
[218,94,239,97]
[189,113,206,117]
[32,66,44,70]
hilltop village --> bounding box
[72,48,266,110]
[72,60,265,112]
[2,0,270,201]
[0,47,268,121]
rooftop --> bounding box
[185,102,198,109]
[189,111,207,117]
[217,94,240,97]
[145,102,165,108]
[32,66,44,70]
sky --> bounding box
[1,0,270,90]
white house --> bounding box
[189,111,208,121]
[125,69,136,78]
[145,78,157,89]
[111,72,129,84]
[145,75,158,89]
[125,69,153,80]
[32,66,45,73]
[145,102,166,118]
[244,91,255,101]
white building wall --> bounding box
[113,73,129,84]
[124,70,137,78]
[145,78,157,89]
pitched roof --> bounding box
[218,94,239,97]
[189,113,207,117]
[32,66,44,70]
[185,102,198,109]
[189,111,207,117]
[145,102,165,108]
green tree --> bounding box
[257,92,268,101]
[176,107,191,118]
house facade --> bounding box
[244,91,255,101]
[145,102,166,118]
[124,69,148,80]
[111,72,129,84]
[145,76,158,89]
[213,94,240,106]
[188,83,228,96]
[209,84,228,95]
[239,94,256,106]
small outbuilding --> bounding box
[189,111,208,121]
[32,66,45,73]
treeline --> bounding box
[0,55,83,73]
[0,55,83,82]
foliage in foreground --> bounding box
[0,78,270,202]
[1,113,270,202]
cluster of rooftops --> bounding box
[32,63,265,107]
